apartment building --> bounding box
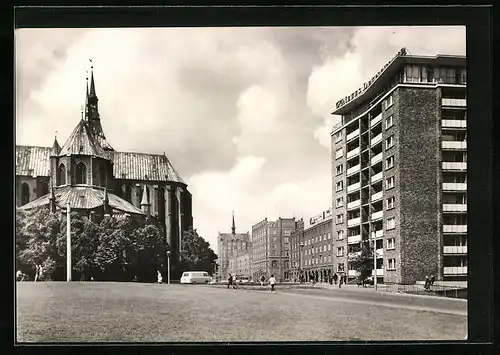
[289,209,333,283]
[331,48,467,284]
[251,217,296,281]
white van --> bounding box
[180,271,212,284]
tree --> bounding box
[349,242,374,283]
[178,227,218,278]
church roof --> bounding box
[15,145,186,185]
[58,119,109,160]
[16,146,51,177]
[19,185,145,215]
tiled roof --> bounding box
[15,146,51,177]
[15,146,186,184]
[19,185,145,215]
[58,120,109,160]
[112,151,186,184]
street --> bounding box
[16,282,467,342]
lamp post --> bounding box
[66,202,71,282]
[319,254,322,283]
[166,250,171,285]
[299,242,304,283]
[371,230,378,291]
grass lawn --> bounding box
[16,282,467,342]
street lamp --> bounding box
[166,250,171,285]
[371,230,378,291]
[299,242,304,283]
[319,254,322,283]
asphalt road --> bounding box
[16,282,467,342]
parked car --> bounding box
[180,271,212,284]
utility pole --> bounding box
[66,202,72,282]
[372,229,378,291]
[278,218,282,282]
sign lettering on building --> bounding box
[309,207,333,226]
[335,48,407,110]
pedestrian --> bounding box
[339,274,343,289]
[38,265,44,281]
[260,275,265,286]
[157,270,163,284]
[430,274,435,286]
[16,270,26,281]
[424,275,430,291]
[227,274,233,289]
[34,265,39,282]
[333,273,338,285]
[269,274,276,293]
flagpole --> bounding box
[66,202,72,282]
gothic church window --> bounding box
[76,162,87,184]
[21,182,30,206]
[58,164,66,186]
[39,182,49,197]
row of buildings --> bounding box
[218,49,467,284]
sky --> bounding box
[15,26,466,251]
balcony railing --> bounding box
[442,98,466,107]
[442,183,467,191]
[371,171,383,183]
[442,120,467,128]
[371,152,383,165]
[371,133,382,147]
[371,191,383,202]
[347,217,361,227]
[374,229,383,239]
[370,113,382,127]
[443,225,467,233]
[346,128,360,142]
[443,204,467,212]
[347,234,362,244]
[346,164,360,176]
[442,162,467,170]
[443,266,467,275]
[442,141,467,150]
[376,248,384,257]
[347,199,361,210]
[347,182,361,193]
[371,210,383,220]
[444,246,468,254]
[346,146,360,159]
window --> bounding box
[387,238,395,250]
[336,164,343,175]
[75,162,87,184]
[384,94,394,110]
[328,255,332,262]
[335,132,343,143]
[385,156,394,170]
[385,136,394,150]
[328,244,331,251]
[336,197,344,208]
[21,182,30,206]
[337,263,345,272]
[386,197,395,210]
[328,232,331,240]
[387,217,396,230]
[337,247,344,256]
[335,148,344,160]
[385,115,394,129]
[58,163,66,186]
[387,258,396,270]
[323,245,326,252]
[336,214,344,224]
[337,230,345,240]
[386,176,395,190]
[335,181,344,192]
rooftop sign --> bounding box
[309,207,332,226]
[335,47,407,110]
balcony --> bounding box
[444,246,468,254]
[442,183,467,191]
[370,113,382,127]
[346,147,360,159]
[371,152,383,165]
[374,229,383,239]
[443,225,467,233]
[443,266,467,275]
[442,98,466,107]
[371,210,383,221]
[372,269,384,276]
[348,251,361,258]
[346,164,360,176]
[346,128,360,142]
[348,270,359,277]
[347,217,361,227]
[442,162,467,171]
[371,171,383,183]
[371,191,383,202]
[442,141,467,150]
[442,120,467,128]
[443,204,467,212]
[371,133,382,147]
[347,182,361,193]
[347,199,361,210]
[347,234,362,244]
[376,249,384,257]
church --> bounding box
[16,66,193,265]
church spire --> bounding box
[231,211,236,235]
[50,132,61,157]
[89,62,96,97]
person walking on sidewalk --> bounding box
[269,274,276,293]
[333,273,338,285]
[260,275,265,286]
